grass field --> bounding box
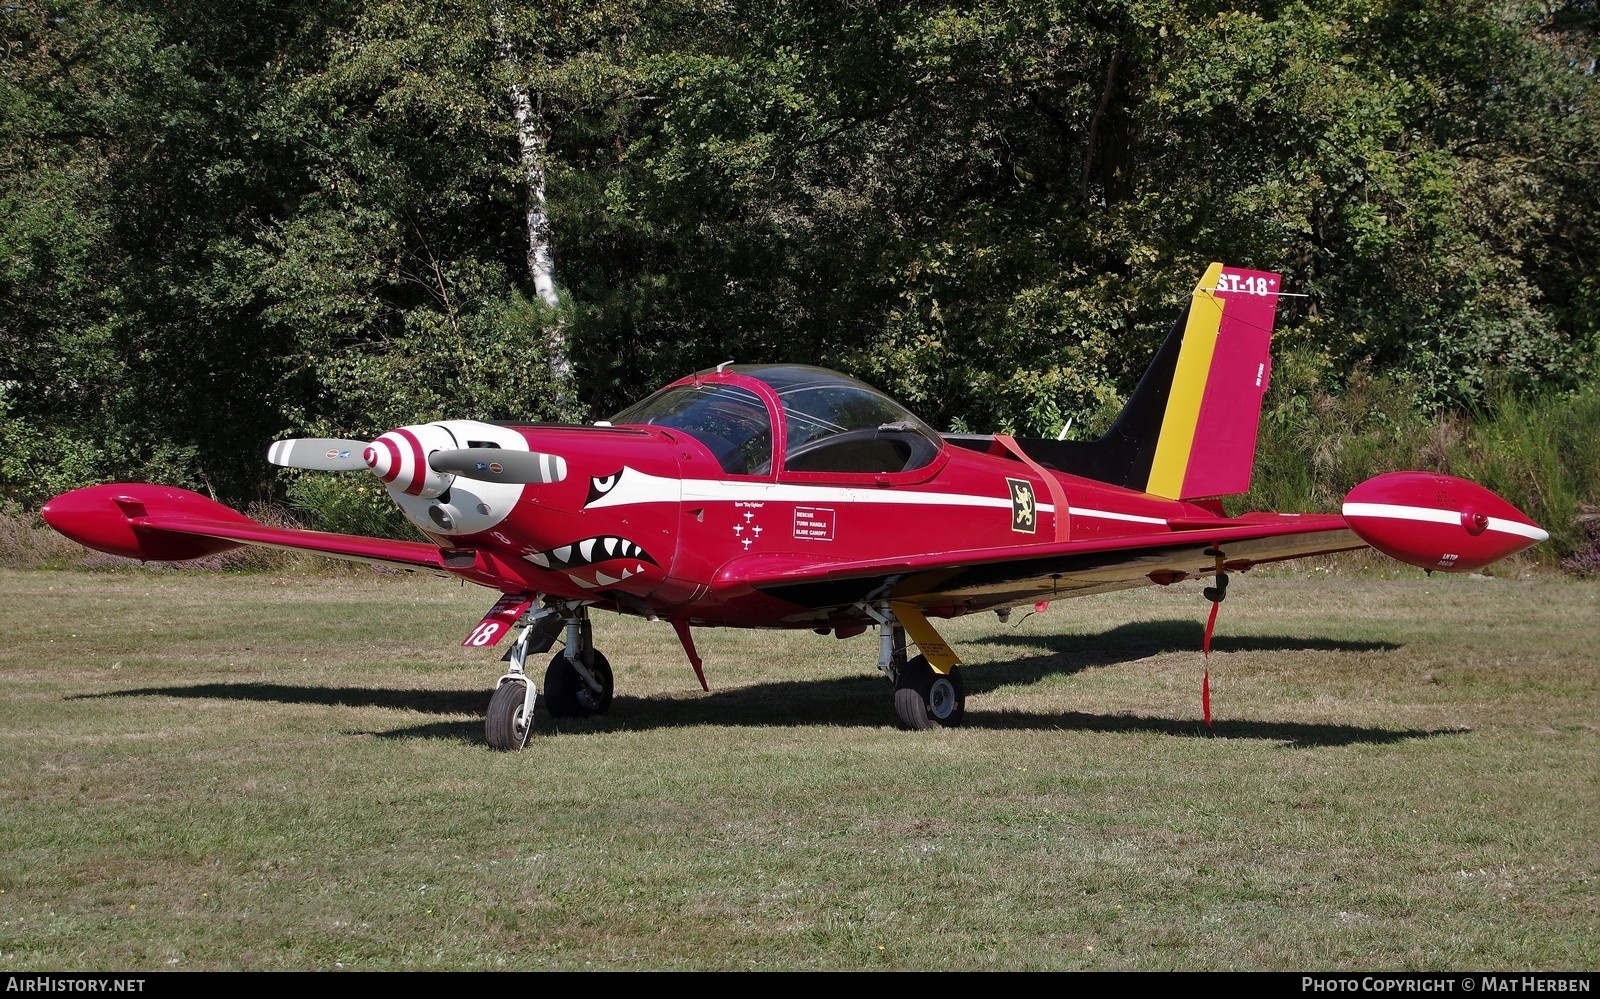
[0,564,1595,971]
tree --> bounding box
[1,0,308,505]
[3,0,1593,514]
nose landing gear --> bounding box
[484,604,615,750]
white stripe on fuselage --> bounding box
[587,466,1169,526]
[1341,502,1549,542]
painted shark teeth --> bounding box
[523,536,657,571]
[566,564,647,590]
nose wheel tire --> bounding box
[892,655,965,730]
[543,650,614,718]
[485,681,533,751]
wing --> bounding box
[41,483,450,573]
[714,514,1361,621]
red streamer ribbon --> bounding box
[1202,598,1219,726]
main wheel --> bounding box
[485,681,533,751]
[543,649,614,718]
[893,655,966,730]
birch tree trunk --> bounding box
[492,13,572,398]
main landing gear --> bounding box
[482,599,964,745]
[865,602,966,731]
[484,604,615,751]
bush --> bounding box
[0,503,105,570]
[282,472,418,540]
[1244,353,1445,515]
[1450,379,1600,571]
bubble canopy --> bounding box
[609,364,943,476]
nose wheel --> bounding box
[485,680,534,751]
[482,603,614,748]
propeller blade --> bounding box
[429,448,568,484]
[267,438,371,471]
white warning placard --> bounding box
[792,506,835,541]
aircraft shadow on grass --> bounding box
[973,617,1402,678]
[71,621,1442,749]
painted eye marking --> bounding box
[586,470,621,507]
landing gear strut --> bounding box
[483,604,614,750]
[865,602,966,731]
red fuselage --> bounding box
[424,366,1202,629]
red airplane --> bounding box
[41,263,1549,749]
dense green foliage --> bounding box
[2,1,1596,553]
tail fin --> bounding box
[1020,263,1281,500]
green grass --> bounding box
[0,565,1595,971]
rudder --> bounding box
[1144,263,1280,500]
[1013,263,1282,500]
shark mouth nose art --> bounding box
[524,535,657,571]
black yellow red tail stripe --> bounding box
[1144,263,1280,500]
[1016,263,1281,501]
